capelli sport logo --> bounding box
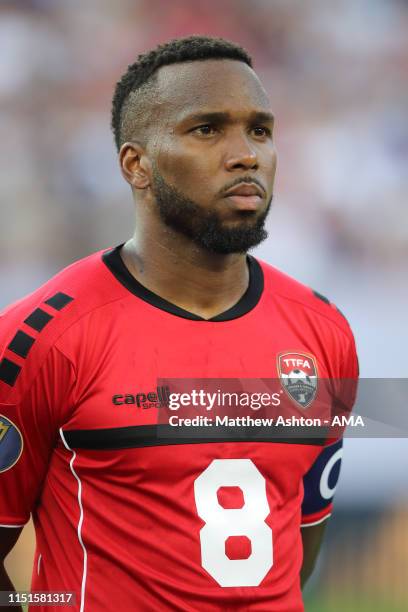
[112,386,171,409]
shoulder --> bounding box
[256,258,358,379]
[0,247,125,402]
[256,257,354,340]
[0,247,122,335]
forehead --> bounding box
[154,59,272,121]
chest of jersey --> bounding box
[62,294,336,432]
[46,298,327,597]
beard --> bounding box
[151,167,272,255]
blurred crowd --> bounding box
[1,0,407,273]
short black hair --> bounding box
[111,35,253,152]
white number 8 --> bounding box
[194,459,273,587]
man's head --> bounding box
[112,36,277,254]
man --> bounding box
[0,36,358,611]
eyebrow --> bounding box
[179,110,275,125]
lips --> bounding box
[223,182,265,211]
[223,182,264,198]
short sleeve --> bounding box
[0,345,76,525]
[301,437,343,526]
[301,325,359,527]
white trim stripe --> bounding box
[301,513,332,528]
[59,428,87,612]
[0,523,26,528]
[37,553,42,576]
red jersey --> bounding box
[0,246,358,611]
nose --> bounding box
[224,132,258,172]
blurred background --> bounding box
[1,0,407,610]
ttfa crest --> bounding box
[277,352,318,409]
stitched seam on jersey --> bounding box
[52,294,139,346]
[3,286,133,385]
[338,335,358,379]
[4,345,78,433]
[272,292,352,340]
[59,428,87,612]
[274,293,358,377]
[51,296,139,408]
[53,344,79,407]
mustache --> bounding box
[219,176,266,197]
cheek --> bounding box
[271,151,278,180]
[264,148,277,188]
[156,142,216,199]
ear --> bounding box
[119,142,151,189]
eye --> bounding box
[192,124,217,137]
[252,126,272,138]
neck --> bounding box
[121,219,250,320]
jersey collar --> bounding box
[102,245,264,322]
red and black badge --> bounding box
[277,352,318,409]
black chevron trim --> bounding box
[0,358,22,386]
[7,331,35,359]
[45,292,74,311]
[24,308,53,332]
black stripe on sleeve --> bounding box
[45,292,74,311]
[24,308,53,332]
[0,358,22,386]
[7,331,35,359]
